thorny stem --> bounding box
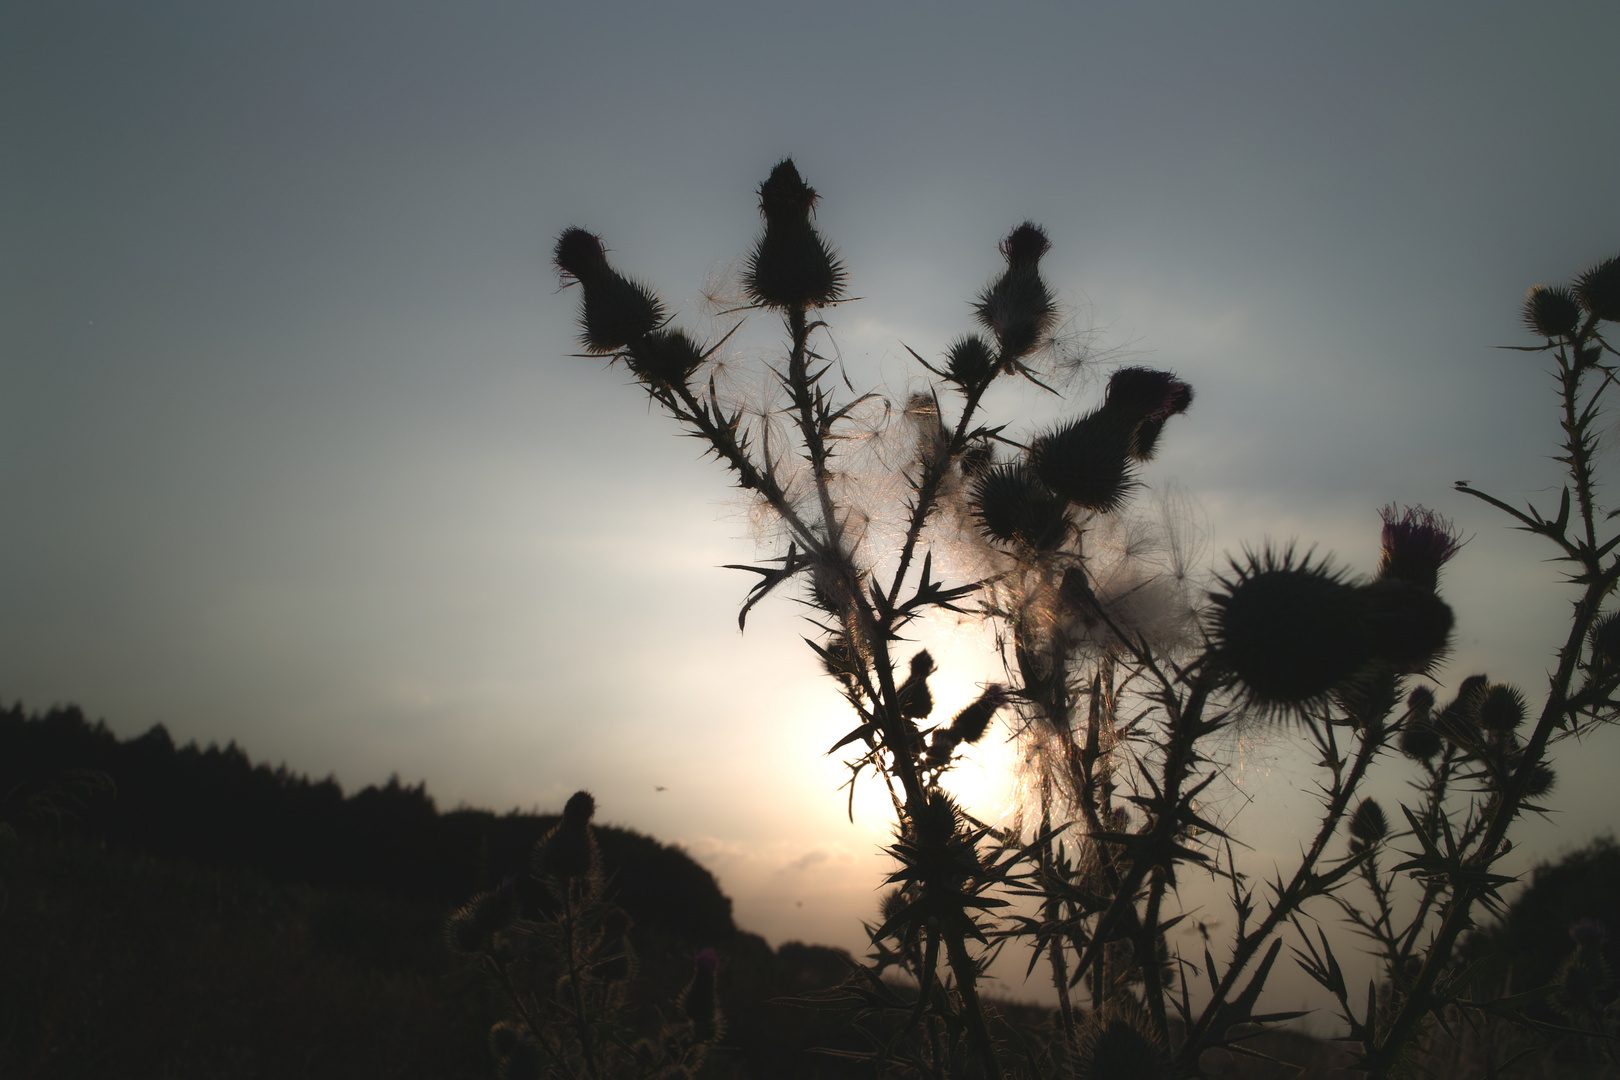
[561,885,603,1080]
[1369,334,1620,1076]
[1180,719,1385,1065]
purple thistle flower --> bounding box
[1570,918,1609,950]
[1378,504,1465,593]
[694,947,720,976]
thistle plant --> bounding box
[550,160,1620,1078]
[448,791,722,1080]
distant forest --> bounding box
[0,702,734,945]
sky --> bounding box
[4,0,1619,1013]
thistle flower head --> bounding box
[1207,547,1370,720]
[1575,254,1620,323]
[1570,918,1610,951]
[1522,284,1584,339]
[1378,504,1464,593]
[553,227,609,279]
[1000,221,1052,269]
[626,328,706,389]
[1105,367,1195,423]
[535,790,599,880]
[553,227,665,354]
[743,159,846,309]
[1400,719,1443,761]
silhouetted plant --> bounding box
[555,160,1620,1078]
[448,790,723,1080]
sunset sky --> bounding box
[4,1,1619,1010]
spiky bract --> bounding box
[1208,548,1369,718]
[1354,578,1454,674]
[553,227,665,354]
[1073,1010,1168,1080]
[1576,255,1620,323]
[627,328,706,388]
[971,464,1072,550]
[1477,683,1527,732]
[944,333,996,388]
[1030,410,1139,513]
[1522,284,1584,339]
[743,160,846,309]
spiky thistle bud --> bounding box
[1029,409,1139,513]
[1377,505,1464,594]
[948,685,1010,746]
[1354,578,1454,674]
[1433,675,1489,749]
[1575,255,1620,323]
[1349,797,1389,848]
[1400,719,1443,761]
[971,464,1072,550]
[742,160,846,309]
[943,333,997,388]
[1589,612,1620,666]
[488,1021,525,1062]
[1073,1011,1169,1080]
[535,790,598,880]
[1208,548,1371,718]
[1477,683,1527,733]
[626,328,706,389]
[973,222,1056,362]
[1522,284,1584,339]
[553,227,666,354]
[1407,685,1435,716]
[1523,762,1556,798]
[897,650,936,719]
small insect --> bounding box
[655,785,667,792]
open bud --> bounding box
[1376,505,1463,594]
[1030,410,1139,513]
[742,160,846,309]
[1575,255,1620,323]
[1101,367,1194,462]
[1208,549,1370,718]
[553,227,665,354]
[1522,284,1584,339]
[973,223,1056,362]
[971,464,1072,550]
